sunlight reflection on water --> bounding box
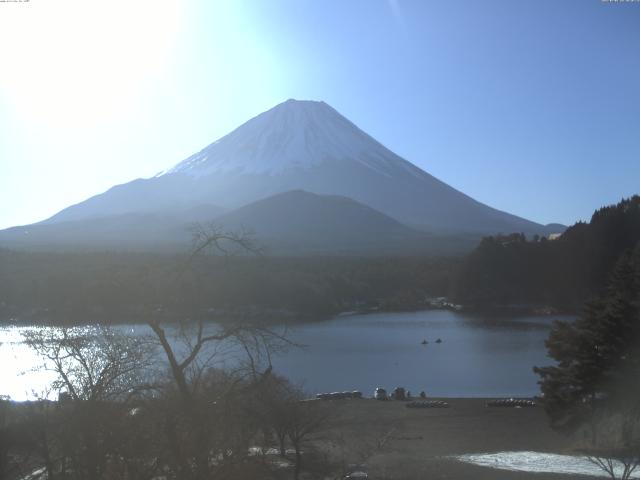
[0,326,59,401]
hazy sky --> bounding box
[1,0,638,229]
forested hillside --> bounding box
[0,252,456,325]
[455,196,640,310]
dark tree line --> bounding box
[0,251,455,325]
[455,196,640,310]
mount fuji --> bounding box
[0,99,562,253]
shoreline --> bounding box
[0,302,578,328]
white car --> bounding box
[345,471,368,479]
[345,464,368,479]
[374,387,387,400]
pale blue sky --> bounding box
[1,0,638,229]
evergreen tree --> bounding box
[534,244,640,438]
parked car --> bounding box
[374,387,387,400]
[391,386,406,400]
[344,471,368,479]
[344,464,368,479]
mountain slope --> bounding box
[0,205,225,251]
[43,99,557,236]
[214,190,428,254]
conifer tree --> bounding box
[534,244,640,437]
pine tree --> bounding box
[534,244,640,438]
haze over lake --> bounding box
[0,310,571,401]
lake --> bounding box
[0,310,571,401]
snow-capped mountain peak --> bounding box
[162,99,421,178]
[27,99,554,239]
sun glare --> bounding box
[0,0,183,130]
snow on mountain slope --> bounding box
[161,99,423,179]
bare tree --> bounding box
[144,223,293,480]
[285,391,331,480]
[248,376,332,479]
[583,409,640,480]
[24,326,153,403]
[587,453,639,480]
[250,374,297,458]
[324,426,396,480]
[23,326,154,480]
[146,317,293,480]
[188,222,262,260]
[11,223,293,480]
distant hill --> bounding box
[214,190,430,254]
[455,195,640,309]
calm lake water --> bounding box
[0,310,572,401]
